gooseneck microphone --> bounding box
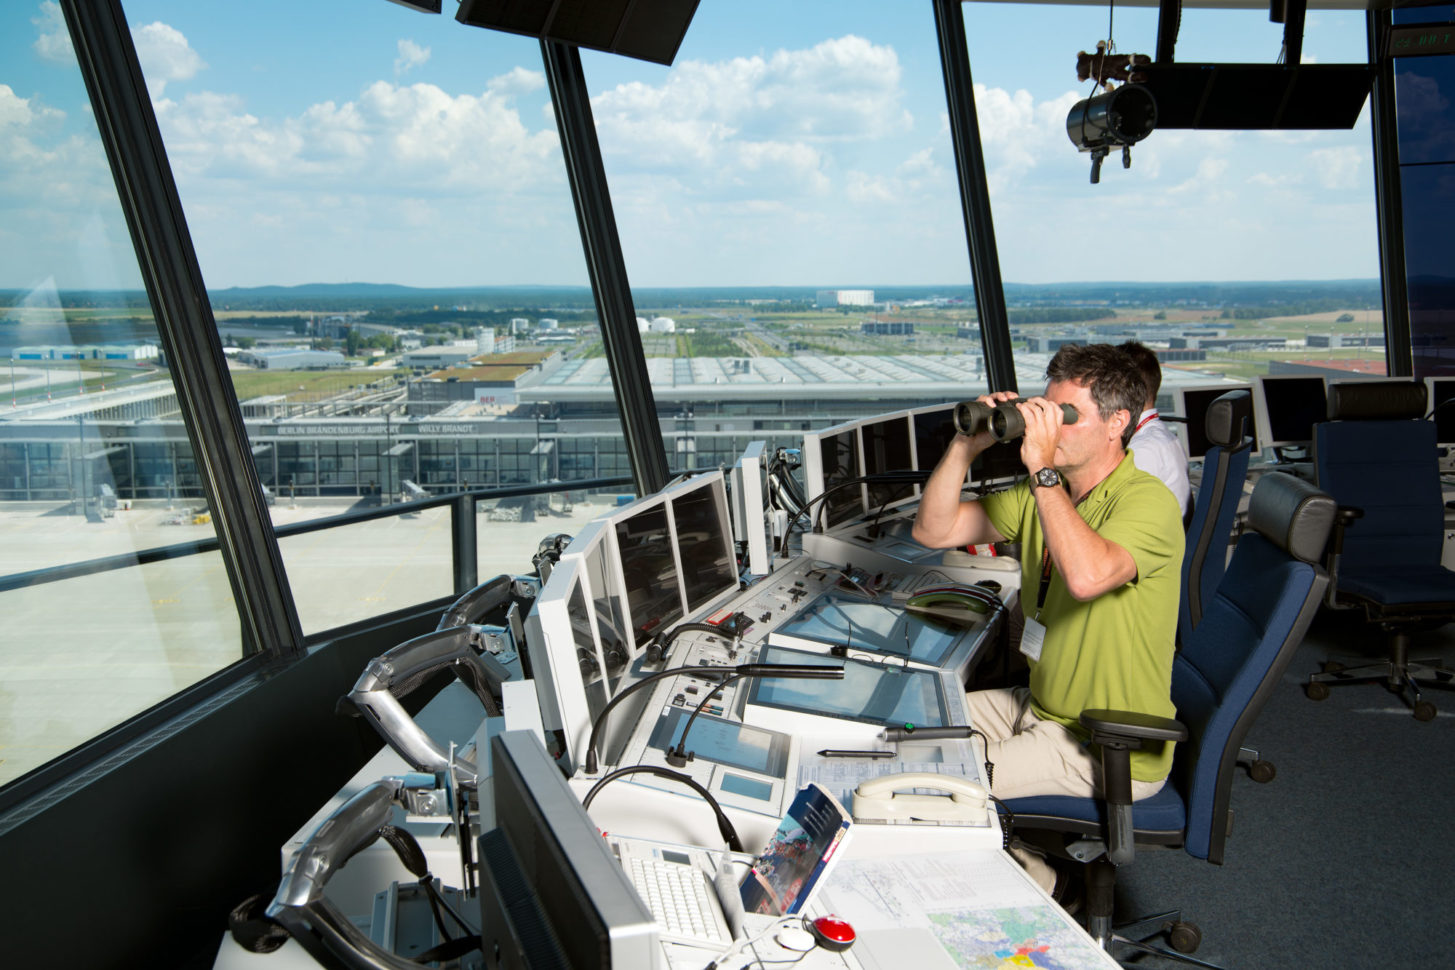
[666,664,845,768]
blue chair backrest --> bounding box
[1314,381,1443,569]
[1171,472,1332,863]
[1180,390,1254,645]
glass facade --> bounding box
[1394,5,1455,374]
[0,2,242,787]
[965,3,1384,387]
[0,0,1413,799]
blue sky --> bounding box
[0,1,1381,291]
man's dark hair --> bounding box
[1045,343,1147,447]
[1118,341,1161,404]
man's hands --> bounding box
[972,391,1062,473]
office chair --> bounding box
[1179,388,1254,647]
[1000,472,1333,966]
[1304,380,1455,721]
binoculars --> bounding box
[953,398,1079,441]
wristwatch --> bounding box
[1032,467,1062,489]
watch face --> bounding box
[1035,468,1060,488]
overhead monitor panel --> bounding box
[1255,374,1327,453]
[1172,383,1256,460]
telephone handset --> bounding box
[851,772,989,823]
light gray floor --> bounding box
[1116,612,1455,968]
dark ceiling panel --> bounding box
[456,0,701,66]
[1137,63,1376,129]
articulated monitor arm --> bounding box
[346,627,512,787]
[266,778,451,970]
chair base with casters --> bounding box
[1304,380,1455,721]
[1306,623,1455,721]
[1005,712,1223,969]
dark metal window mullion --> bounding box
[934,0,1017,394]
[60,0,304,658]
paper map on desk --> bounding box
[818,850,1112,970]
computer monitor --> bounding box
[859,411,916,513]
[1425,377,1455,460]
[604,471,739,648]
[909,402,1023,485]
[802,421,863,530]
[477,730,660,970]
[1255,374,1327,456]
[1171,383,1257,460]
[729,441,771,577]
[524,557,614,773]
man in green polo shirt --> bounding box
[912,344,1182,889]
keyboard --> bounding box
[615,841,733,949]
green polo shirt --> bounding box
[980,453,1183,782]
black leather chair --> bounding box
[1305,380,1455,720]
[1000,472,1334,965]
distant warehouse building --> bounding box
[239,348,348,370]
[817,289,875,308]
[861,321,913,336]
[13,343,160,361]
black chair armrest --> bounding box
[1078,710,1186,867]
[1079,709,1188,745]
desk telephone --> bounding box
[850,772,988,823]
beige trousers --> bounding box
[967,686,1165,892]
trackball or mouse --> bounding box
[774,926,817,952]
[809,915,856,952]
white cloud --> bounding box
[31,1,71,63]
[590,33,911,193]
[1309,145,1362,190]
[152,71,563,199]
[394,39,430,77]
[131,21,206,98]
[488,66,545,98]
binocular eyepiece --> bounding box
[953,399,1079,441]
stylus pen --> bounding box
[817,749,895,759]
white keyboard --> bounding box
[621,847,732,948]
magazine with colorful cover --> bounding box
[739,782,853,915]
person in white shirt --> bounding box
[1119,342,1192,520]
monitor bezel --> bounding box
[1170,382,1257,461]
[1253,373,1328,454]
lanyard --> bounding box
[1034,484,1095,614]
[1133,410,1158,435]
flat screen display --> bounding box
[646,709,789,779]
[818,429,862,529]
[861,416,915,511]
[748,644,948,728]
[615,505,682,647]
[672,481,738,614]
[776,594,964,667]
[1179,385,1256,460]
[1260,376,1327,449]
[912,406,957,472]
[567,578,610,724]
[1429,377,1455,444]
